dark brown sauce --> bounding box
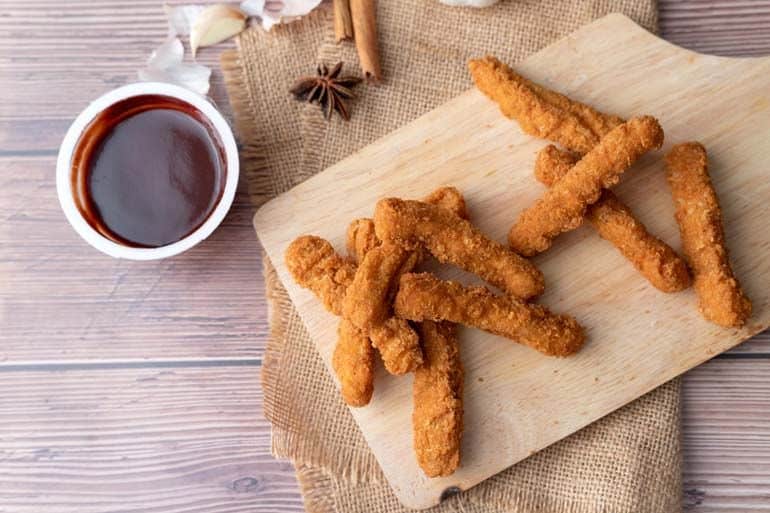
[71,95,226,248]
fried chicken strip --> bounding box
[347,187,469,265]
[535,144,691,292]
[422,185,469,220]
[394,273,584,356]
[342,187,470,339]
[508,116,664,256]
[374,198,544,299]
[413,321,463,477]
[286,235,421,380]
[468,55,623,154]
[665,142,751,327]
[333,319,375,406]
[347,218,380,264]
[342,243,421,332]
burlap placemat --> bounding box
[222,1,682,511]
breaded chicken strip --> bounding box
[413,321,463,477]
[333,319,375,407]
[665,142,751,327]
[343,243,421,332]
[346,218,380,264]
[536,144,691,292]
[374,198,544,299]
[286,235,421,378]
[422,186,469,220]
[508,116,664,256]
[468,55,623,154]
[394,273,584,357]
[342,187,471,339]
[346,187,468,264]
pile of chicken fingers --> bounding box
[284,55,751,478]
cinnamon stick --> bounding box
[349,0,382,83]
[333,0,353,42]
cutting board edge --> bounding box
[249,12,770,511]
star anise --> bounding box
[290,62,362,121]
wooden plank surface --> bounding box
[0,0,768,512]
[0,366,303,513]
[0,361,767,512]
[1,156,265,362]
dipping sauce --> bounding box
[71,95,226,248]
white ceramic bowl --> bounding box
[56,82,239,260]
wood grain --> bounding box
[0,366,303,513]
[683,359,770,511]
[0,0,267,363]
[254,13,770,508]
[0,157,266,362]
[0,1,769,512]
[0,361,767,512]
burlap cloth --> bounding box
[221,1,682,511]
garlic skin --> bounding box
[164,4,206,36]
[438,0,499,6]
[190,5,248,57]
[138,37,212,95]
[241,0,323,30]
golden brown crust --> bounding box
[413,321,463,477]
[508,116,664,256]
[370,317,423,375]
[535,144,691,292]
[468,55,623,154]
[342,243,420,332]
[422,186,469,220]
[394,273,584,357]
[346,187,468,265]
[374,198,544,299]
[285,235,421,377]
[346,218,380,263]
[665,142,751,327]
[333,319,375,407]
[285,235,355,316]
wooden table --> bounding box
[1,1,768,511]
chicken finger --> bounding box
[394,273,584,356]
[342,187,470,338]
[535,144,691,292]
[468,55,623,154]
[333,319,375,406]
[286,235,421,376]
[665,142,751,327]
[413,321,464,477]
[347,218,380,264]
[508,115,664,256]
[375,198,544,299]
[342,243,420,332]
[346,187,468,264]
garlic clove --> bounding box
[190,4,247,57]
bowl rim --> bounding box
[56,82,239,260]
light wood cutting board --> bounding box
[253,13,770,509]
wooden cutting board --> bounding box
[253,13,770,509]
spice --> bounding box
[334,0,354,42]
[290,62,362,120]
[349,0,382,82]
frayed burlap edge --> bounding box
[221,3,683,511]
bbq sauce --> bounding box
[71,95,226,248]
